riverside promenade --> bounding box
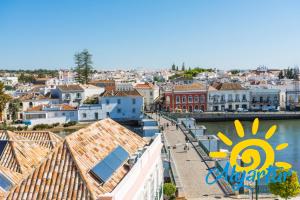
[151,113,300,200]
[150,113,225,199]
[163,111,300,122]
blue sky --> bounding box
[1,0,300,70]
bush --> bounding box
[0,124,28,131]
[269,169,300,200]
[52,123,60,127]
[63,121,77,127]
[32,124,54,130]
[163,182,176,198]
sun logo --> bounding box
[209,118,292,173]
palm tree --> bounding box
[0,82,12,121]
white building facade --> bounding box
[207,83,250,111]
[134,83,160,111]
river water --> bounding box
[199,119,300,174]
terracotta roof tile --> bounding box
[174,83,206,91]
[212,82,245,90]
[1,118,147,199]
[134,82,154,89]
[101,89,142,97]
[57,85,84,92]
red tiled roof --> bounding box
[57,84,84,92]
[212,82,245,90]
[101,89,142,97]
[1,118,147,199]
[174,83,206,91]
[134,82,154,89]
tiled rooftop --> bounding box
[0,118,147,199]
[212,82,245,90]
[134,82,155,89]
[57,84,84,92]
[174,83,206,91]
[101,89,142,97]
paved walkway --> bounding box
[151,113,225,199]
[151,113,300,200]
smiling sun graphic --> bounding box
[209,118,292,173]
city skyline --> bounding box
[1,0,300,70]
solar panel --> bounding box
[0,172,12,191]
[90,146,129,183]
[0,140,8,157]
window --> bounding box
[176,96,180,103]
[235,94,240,102]
[200,95,205,103]
[221,95,225,101]
[182,96,186,103]
[106,99,110,105]
[132,98,136,104]
[117,99,121,104]
[150,91,153,96]
[76,93,81,98]
[194,96,199,103]
[228,94,233,102]
[82,113,87,118]
[188,95,193,103]
[117,108,121,113]
[132,108,136,113]
[62,112,65,116]
[242,94,247,101]
[260,97,263,103]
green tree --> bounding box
[171,64,176,71]
[278,70,284,79]
[269,169,300,200]
[181,62,185,71]
[74,52,84,84]
[18,73,36,83]
[0,83,11,117]
[81,49,93,84]
[8,98,21,122]
[74,49,93,84]
[230,70,240,75]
